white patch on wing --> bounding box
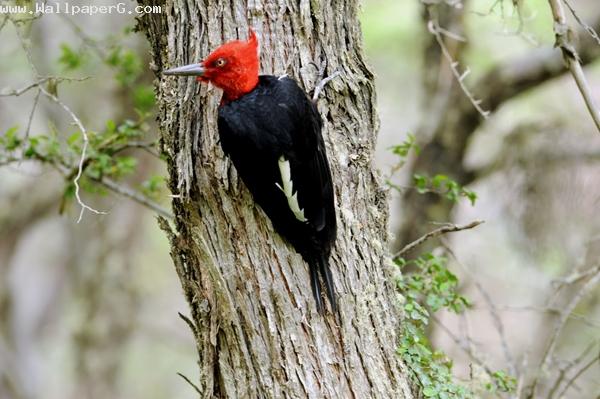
[275,156,307,222]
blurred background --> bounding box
[1,0,599,398]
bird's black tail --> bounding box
[309,256,337,314]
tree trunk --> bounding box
[138,1,414,397]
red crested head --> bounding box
[163,29,259,102]
[200,29,259,101]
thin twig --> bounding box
[94,176,173,220]
[548,0,600,133]
[515,353,530,399]
[482,304,600,329]
[393,220,484,259]
[113,140,161,158]
[0,14,9,32]
[24,89,41,140]
[528,264,600,397]
[547,341,597,399]
[474,281,517,376]
[38,85,107,222]
[561,0,600,46]
[176,372,202,395]
[427,19,490,119]
[443,242,518,377]
[556,348,600,398]
[178,312,198,336]
[0,76,91,97]
[0,78,50,97]
[431,315,494,375]
[0,155,172,219]
[11,18,105,222]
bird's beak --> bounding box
[163,63,205,76]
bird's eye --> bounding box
[215,58,227,67]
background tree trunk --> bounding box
[396,7,600,249]
[138,1,414,397]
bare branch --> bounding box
[24,89,41,140]
[0,78,50,97]
[548,0,600,133]
[484,304,600,329]
[0,155,172,220]
[427,19,490,119]
[0,76,91,97]
[548,341,597,399]
[112,140,161,159]
[38,85,107,222]
[562,0,600,46]
[431,315,495,375]
[528,264,600,397]
[393,220,484,259]
[176,372,202,395]
[556,348,600,398]
[9,18,106,222]
[442,242,518,377]
[0,14,8,32]
[93,176,173,220]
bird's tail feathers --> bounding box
[309,256,337,315]
[309,264,324,314]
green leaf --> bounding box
[2,126,21,150]
[133,85,156,112]
[58,44,86,70]
[105,119,116,133]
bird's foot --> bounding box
[312,61,341,102]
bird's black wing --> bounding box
[218,75,335,245]
[218,75,337,312]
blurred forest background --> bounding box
[1,0,600,398]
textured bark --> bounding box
[137,1,414,398]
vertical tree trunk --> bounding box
[138,1,414,397]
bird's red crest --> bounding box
[199,29,259,102]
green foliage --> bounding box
[389,133,420,158]
[133,85,156,113]
[396,254,473,398]
[106,47,143,86]
[1,126,21,150]
[0,117,162,212]
[396,254,515,397]
[141,175,166,200]
[2,17,164,218]
[413,174,478,205]
[386,134,477,206]
[58,44,87,70]
[488,371,517,394]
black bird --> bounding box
[164,29,337,313]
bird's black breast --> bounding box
[217,75,336,258]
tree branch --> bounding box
[0,156,172,220]
[93,176,173,219]
[9,16,105,222]
[427,18,490,119]
[548,0,600,133]
[528,264,600,397]
[555,348,600,398]
[393,220,484,259]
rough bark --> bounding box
[137,1,414,398]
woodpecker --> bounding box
[164,29,337,313]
